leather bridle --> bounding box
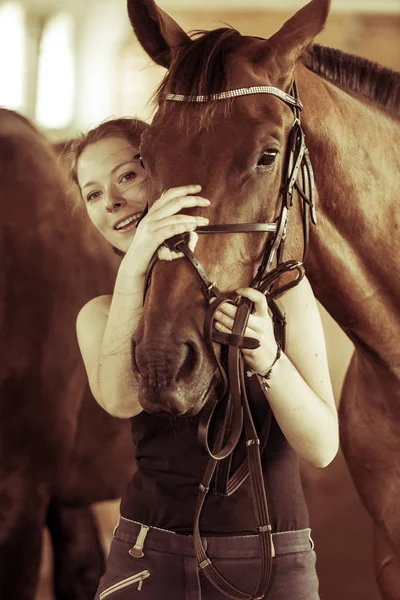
[140,81,316,600]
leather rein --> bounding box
[141,81,316,600]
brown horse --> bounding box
[0,109,134,600]
[127,0,400,597]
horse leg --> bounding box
[374,524,400,600]
[0,477,47,600]
[340,353,400,600]
[46,500,105,600]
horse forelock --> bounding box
[305,44,400,118]
[155,27,245,127]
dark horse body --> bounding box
[0,109,134,600]
[127,0,400,597]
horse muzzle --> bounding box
[132,337,215,416]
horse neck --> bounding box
[297,65,400,364]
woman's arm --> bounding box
[214,276,339,468]
[266,277,338,467]
[76,270,145,418]
[76,185,210,418]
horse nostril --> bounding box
[177,342,198,380]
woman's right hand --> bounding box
[122,184,210,277]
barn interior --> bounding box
[1,1,399,599]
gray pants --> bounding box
[95,516,320,600]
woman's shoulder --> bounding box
[76,295,112,355]
[77,294,112,325]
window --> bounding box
[35,13,75,129]
[0,2,25,110]
[117,39,165,121]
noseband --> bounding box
[141,82,315,600]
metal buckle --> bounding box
[206,282,218,299]
[129,524,150,559]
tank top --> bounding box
[120,407,309,535]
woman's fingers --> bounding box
[150,213,209,232]
[149,214,208,244]
[137,204,209,245]
[151,195,210,220]
[158,184,202,205]
[148,215,208,233]
[214,304,259,336]
[150,220,201,243]
[214,310,235,330]
[236,287,269,318]
[142,185,210,235]
[152,185,208,212]
[215,301,262,330]
[214,320,259,341]
[215,321,231,334]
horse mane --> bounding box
[155,28,400,121]
[304,44,400,117]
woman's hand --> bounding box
[214,287,278,375]
[122,184,210,276]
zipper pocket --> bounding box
[99,570,151,598]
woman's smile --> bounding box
[113,211,144,233]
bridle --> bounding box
[141,81,316,600]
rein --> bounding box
[142,81,315,600]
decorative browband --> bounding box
[166,85,303,109]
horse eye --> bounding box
[257,150,278,167]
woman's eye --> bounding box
[87,191,101,202]
[257,150,278,167]
[120,171,136,183]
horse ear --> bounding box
[265,0,331,76]
[127,0,191,69]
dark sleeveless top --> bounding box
[120,409,309,535]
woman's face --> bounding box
[77,136,147,253]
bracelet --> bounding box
[257,344,282,391]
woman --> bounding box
[68,117,339,599]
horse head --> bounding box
[128,0,330,416]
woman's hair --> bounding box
[66,117,149,191]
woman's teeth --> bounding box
[115,212,142,231]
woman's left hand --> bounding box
[214,287,279,375]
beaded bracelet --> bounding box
[256,344,282,391]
